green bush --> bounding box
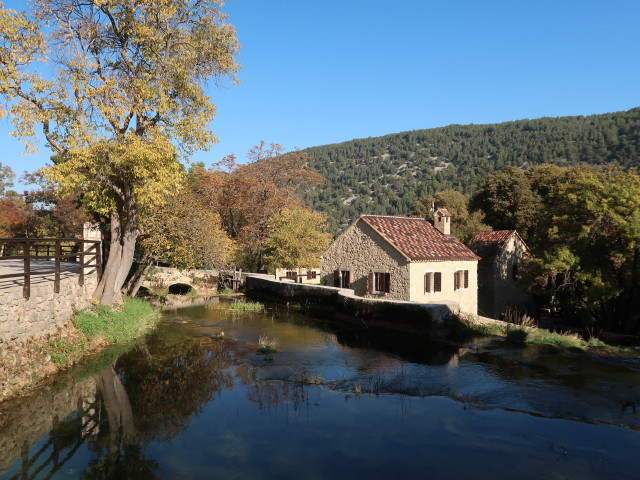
[506,327,529,347]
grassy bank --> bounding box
[0,298,161,402]
[454,315,633,353]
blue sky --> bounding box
[2,0,639,190]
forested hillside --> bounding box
[303,108,640,232]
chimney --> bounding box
[434,208,452,235]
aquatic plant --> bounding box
[257,334,278,354]
[227,301,265,312]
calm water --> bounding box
[1,298,639,479]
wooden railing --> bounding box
[0,238,102,299]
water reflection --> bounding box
[1,300,639,479]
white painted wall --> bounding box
[408,260,478,314]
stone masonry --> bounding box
[0,264,98,343]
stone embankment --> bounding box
[0,260,99,344]
[245,273,462,337]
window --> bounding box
[424,272,442,293]
[307,270,317,280]
[454,270,469,290]
[368,270,390,294]
[512,263,519,280]
[333,269,350,288]
[285,271,297,282]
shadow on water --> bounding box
[1,297,639,479]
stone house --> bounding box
[274,267,321,284]
[321,209,480,314]
[467,230,535,319]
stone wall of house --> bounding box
[489,234,536,318]
[245,273,461,338]
[408,260,478,314]
[0,272,98,343]
[274,267,321,284]
[321,220,411,300]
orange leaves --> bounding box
[193,142,325,270]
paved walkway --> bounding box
[0,259,82,291]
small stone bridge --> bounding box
[140,266,221,295]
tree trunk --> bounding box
[127,260,152,298]
[93,187,139,305]
[94,364,138,457]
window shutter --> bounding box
[434,272,441,292]
[454,271,459,290]
[464,270,469,288]
[425,273,431,293]
[368,271,373,293]
[384,272,391,293]
[344,270,350,289]
[333,270,339,287]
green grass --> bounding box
[218,288,235,295]
[455,315,620,351]
[525,329,584,349]
[74,297,162,343]
[42,337,88,368]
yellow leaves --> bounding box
[140,182,235,269]
[45,134,183,215]
[263,207,331,270]
[1,0,239,158]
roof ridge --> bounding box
[361,214,427,220]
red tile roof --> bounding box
[467,230,516,257]
[359,215,480,261]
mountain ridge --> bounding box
[302,107,640,232]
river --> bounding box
[0,297,638,479]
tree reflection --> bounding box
[76,334,236,478]
[80,444,160,480]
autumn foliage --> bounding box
[194,142,325,271]
[140,182,235,270]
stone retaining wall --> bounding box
[245,273,461,337]
[0,272,98,343]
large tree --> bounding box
[472,164,640,333]
[139,181,235,271]
[0,0,239,303]
[195,142,324,271]
[263,207,331,271]
[523,166,640,332]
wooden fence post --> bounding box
[23,241,30,299]
[79,241,85,286]
[95,242,102,279]
[54,240,61,294]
